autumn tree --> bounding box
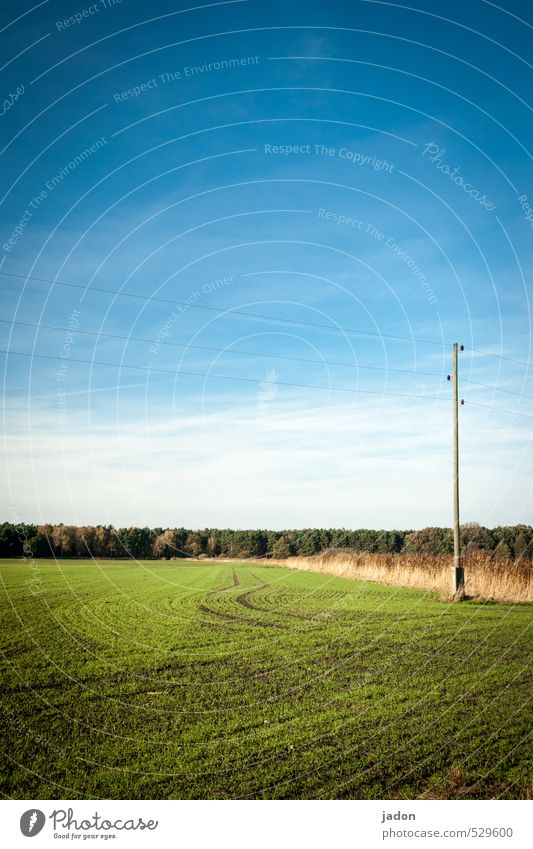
[272,534,295,559]
[153,529,181,558]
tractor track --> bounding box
[235,572,323,623]
[198,568,288,630]
[199,568,345,629]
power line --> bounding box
[0,318,445,380]
[3,317,533,401]
[1,269,450,348]
[4,346,530,419]
[3,269,531,383]
[465,399,533,421]
[464,345,532,370]
[0,347,451,401]
[462,377,533,402]
[4,271,531,369]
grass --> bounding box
[0,558,531,800]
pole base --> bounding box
[452,566,465,597]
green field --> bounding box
[0,559,531,799]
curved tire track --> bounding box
[198,568,287,630]
[235,572,327,624]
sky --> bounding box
[1,0,532,530]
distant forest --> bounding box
[1,522,532,561]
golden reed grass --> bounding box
[271,550,532,603]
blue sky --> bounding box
[1,0,532,528]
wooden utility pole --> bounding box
[452,342,465,597]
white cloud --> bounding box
[2,390,531,529]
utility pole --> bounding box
[450,343,465,597]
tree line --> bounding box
[1,521,531,560]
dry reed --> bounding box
[275,549,532,603]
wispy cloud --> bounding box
[2,391,530,529]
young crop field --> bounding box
[0,559,531,799]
